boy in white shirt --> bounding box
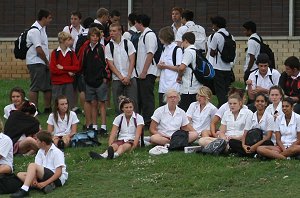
[0,128,13,174]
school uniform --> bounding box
[175,21,195,43]
[265,102,283,118]
[47,111,79,137]
[186,102,217,135]
[3,103,38,119]
[62,24,84,50]
[215,102,248,119]
[151,104,189,137]
[247,68,280,90]
[0,133,13,172]
[123,26,138,40]
[244,33,260,72]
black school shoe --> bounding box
[107,146,114,160]
[89,151,104,159]
[57,139,65,151]
[10,189,29,198]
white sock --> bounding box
[114,152,119,158]
[101,152,108,158]
[93,125,98,130]
[101,125,106,130]
[21,185,29,192]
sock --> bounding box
[101,152,108,158]
[114,152,119,158]
[101,125,107,130]
[21,185,29,192]
[92,125,98,130]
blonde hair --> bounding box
[58,31,72,44]
[196,86,212,101]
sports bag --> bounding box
[202,138,227,155]
[245,128,263,146]
[169,130,189,151]
[186,24,206,51]
[14,26,39,60]
[0,173,23,194]
[71,130,101,147]
[217,32,236,63]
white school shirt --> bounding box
[274,112,300,147]
[3,103,38,119]
[215,102,248,119]
[186,102,218,134]
[221,109,253,137]
[175,21,195,42]
[248,68,280,90]
[0,133,13,171]
[151,104,189,137]
[26,21,49,65]
[206,34,216,68]
[105,37,136,80]
[136,27,158,76]
[35,144,68,185]
[47,111,79,136]
[209,28,233,71]
[171,22,182,36]
[158,42,182,93]
[244,111,275,136]
[180,45,202,94]
[265,102,283,118]
[244,33,260,72]
[112,112,144,141]
[62,25,84,50]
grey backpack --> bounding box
[202,138,227,155]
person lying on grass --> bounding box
[150,89,198,146]
[11,131,68,198]
[89,96,144,159]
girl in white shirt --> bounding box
[89,96,144,159]
[265,85,284,120]
[257,98,300,159]
[186,86,217,137]
[47,95,79,149]
[157,26,183,106]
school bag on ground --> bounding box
[245,128,263,146]
[250,36,276,68]
[143,30,164,64]
[14,26,39,60]
[217,32,236,63]
[186,24,206,51]
[169,130,189,151]
[0,173,23,194]
[71,130,101,147]
[202,138,227,155]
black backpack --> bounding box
[245,128,263,146]
[202,138,227,155]
[14,26,39,60]
[250,36,276,68]
[0,173,23,194]
[217,32,236,63]
[143,30,164,64]
[128,30,141,51]
[169,130,189,151]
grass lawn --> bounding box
[1,79,300,198]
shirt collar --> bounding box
[57,46,72,57]
[163,104,180,115]
[280,112,296,125]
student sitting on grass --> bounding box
[265,85,284,120]
[199,93,253,147]
[89,96,144,159]
[186,86,217,138]
[229,93,274,157]
[257,97,300,160]
[47,95,79,150]
[150,89,198,146]
[0,120,13,174]
[11,131,68,197]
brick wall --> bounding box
[0,37,299,81]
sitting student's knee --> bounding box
[188,131,198,143]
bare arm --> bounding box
[149,120,159,135]
[246,54,255,72]
[131,125,144,151]
[210,116,220,138]
[140,52,154,79]
[36,46,49,65]
[107,60,124,80]
[47,124,54,134]
[69,124,77,138]
[108,125,119,146]
[176,63,187,83]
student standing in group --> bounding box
[105,23,138,114]
[94,7,110,45]
[26,9,52,114]
[134,14,158,128]
[171,7,183,36]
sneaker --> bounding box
[43,182,56,194]
[10,189,29,197]
[89,151,104,159]
[99,128,108,136]
[107,146,114,159]
[57,139,65,151]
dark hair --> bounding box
[182,32,195,44]
[242,21,256,33]
[269,85,284,98]
[89,23,105,31]
[172,7,183,15]
[53,95,70,125]
[71,11,82,19]
[284,56,300,70]
[282,97,295,107]
[255,93,269,105]
[256,53,270,65]
[37,9,51,21]
[21,101,36,115]
[228,87,245,99]
[210,16,226,28]
[182,10,194,21]
[128,13,137,25]
[82,17,94,28]
[159,26,175,44]
[10,87,25,103]
[118,96,134,112]
[110,10,121,17]
[136,14,151,27]
[36,131,52,145]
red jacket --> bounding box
[49,49,80,85]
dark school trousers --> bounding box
[214,69,233,108]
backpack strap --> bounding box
[143,30,156,65]
[117,115,124,139]
[172,46,181,66]
[249,37,261,44]
[69,25,72,34]
[255,68,273,85]
[109,41,114,58]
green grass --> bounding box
[1,79,299,198]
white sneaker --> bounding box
[149,145,169,155]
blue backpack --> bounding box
[71,130,101,147]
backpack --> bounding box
[169,130,189,151]
[0,173,23,194]
[186,24,206,51]
[143,30,164,64]
[128,30,141,51]
[75,33,88,55]
[117,113,144,147]
[202,138,227,155]
[14,26,39,60]
[255,68,274,85]
[71,130,101,147]
[171,46,182,66]
[250,36,276,68]
[245,128,263,146]
[109,40,129,58]
[217,31,236,63]
[187,48,215,93]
